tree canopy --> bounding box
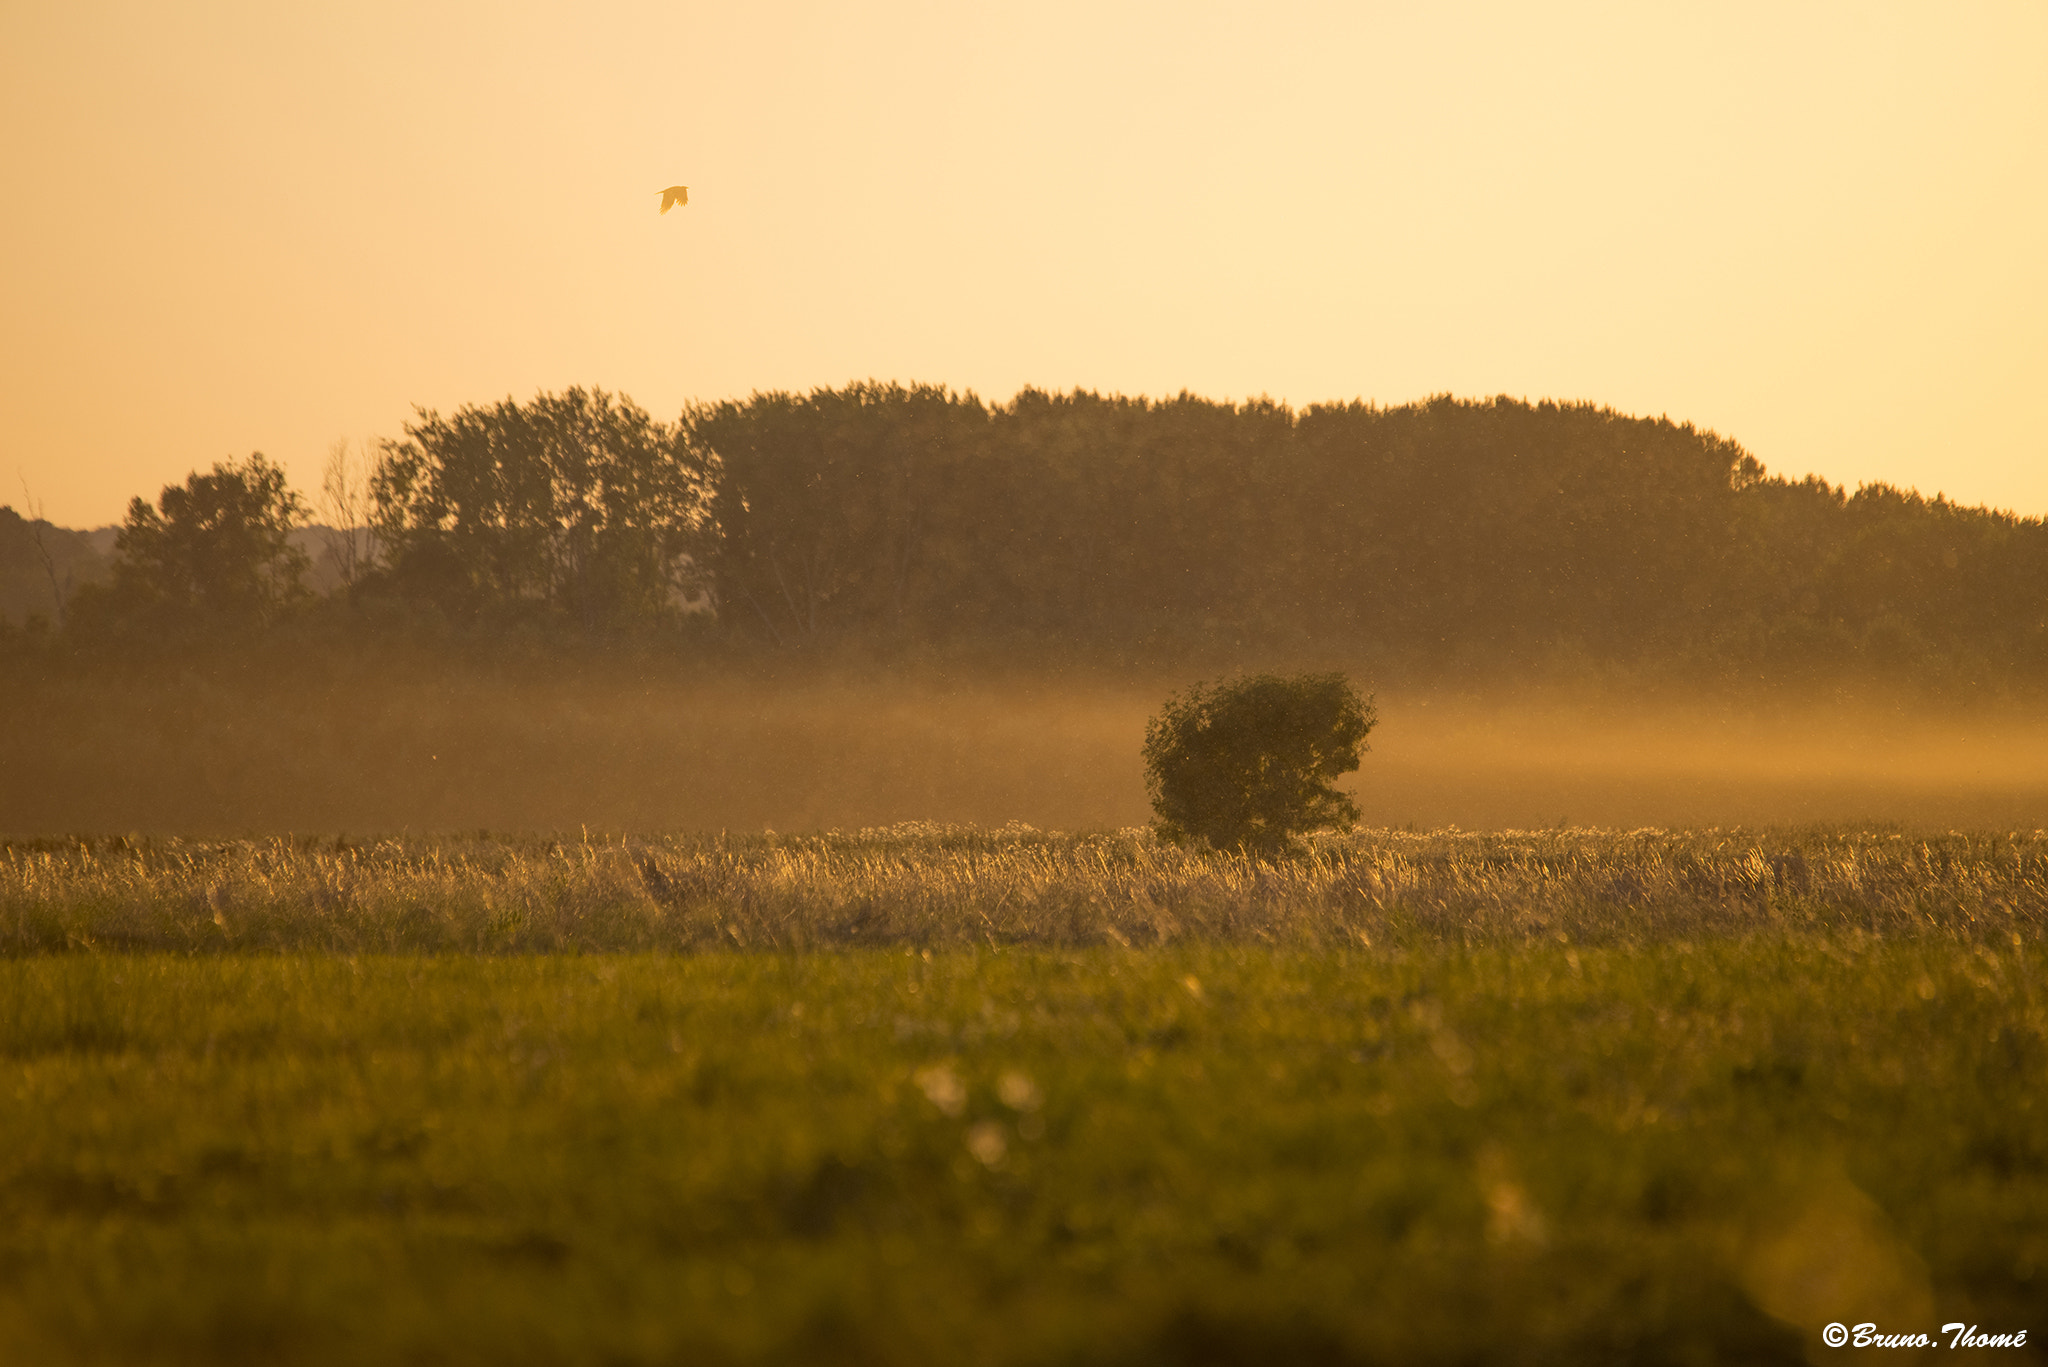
[67,454,308,635]
[685,384,2048,681]
[369,387,716,629]
[20,382,2048,688]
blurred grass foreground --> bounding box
[1,826,2044,1365]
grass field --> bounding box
[2,828,2044,1365]
[5,824,2045,953]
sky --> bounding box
[2,0,2044,529]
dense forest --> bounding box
[5,383,2045,685]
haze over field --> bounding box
[6,670,2046,836]
[3,1,2045,526]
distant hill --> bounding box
[0,508,110,629]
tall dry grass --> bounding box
[3,824,2042,954]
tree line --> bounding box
[5,382,2044,682]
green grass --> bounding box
[2,939,2043,1365]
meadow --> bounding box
[1,826,2044,1364]
[3,823,2043,954]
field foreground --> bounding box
[1,827,2043,1364]
[2,937,2044,1365]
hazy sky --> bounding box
[3,0,2043,528]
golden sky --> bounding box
[3,0,2043,528]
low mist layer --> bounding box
[5,665,2046,836]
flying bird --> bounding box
[658,185,690,214]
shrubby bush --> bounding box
[1143,672,1375,855]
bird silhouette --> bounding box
[658,185,690,214]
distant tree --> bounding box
[1143,672,1375,856]
[690,384,1830,665]
[93,453,309,628]
[371,388,715,628]
[691,381,991,646]
[318,437,377,594]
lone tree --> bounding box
[1143,672,1376,855]
[85,453,309,631]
